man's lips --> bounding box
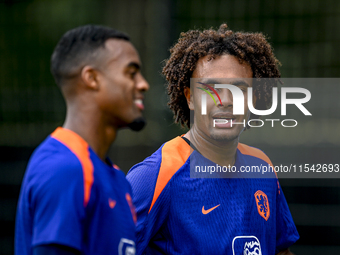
[212,113,236,119]
[212,113,236,128]
[134,99,144,110]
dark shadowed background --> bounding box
[1,0,340,254]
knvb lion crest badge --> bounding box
[254,190,270,221]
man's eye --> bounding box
[204,85,215,91]
[130,71,137,78]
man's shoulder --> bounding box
[237,143,273,166]
[127,136,191,216]
[126,136,190,204]
[127,136,190,178]
[26,135,83,182]
[20,135,86,210]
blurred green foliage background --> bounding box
[1,0,340,254]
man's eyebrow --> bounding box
[231,80,250,87]
[200,79,221,84]
[199,79,250,87]
[127,62,141,70]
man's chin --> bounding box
[209,130,240,143]
[127,117,146,131]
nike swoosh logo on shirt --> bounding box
[109,198,116,209]
[202,204,220,214]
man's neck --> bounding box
[184,127,239,166]
[63,106,117,161]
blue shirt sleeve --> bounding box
[126,149,170,255]
[30,152,85,251]
[275,185,300,253]
[33,244,80,255]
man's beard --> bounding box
[127,117,146,131]
[208,125,245,142]
[209,132,239,142]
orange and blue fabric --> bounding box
[15,127,136,255]
[126,136,299,255]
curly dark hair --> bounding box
[162,24,281,128]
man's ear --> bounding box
[184,87,194,110]
[80,66,100,90]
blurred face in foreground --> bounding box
[96,39,149,130]
[188,54,253,142]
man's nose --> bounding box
[218,89,233,107]
[137,74,149,92]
